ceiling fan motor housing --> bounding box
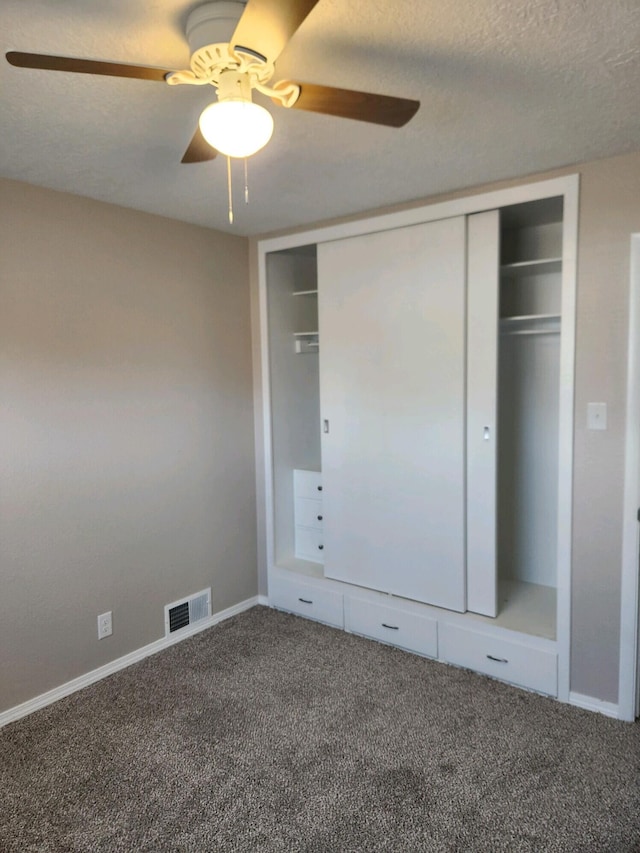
[186,1,273,84]
[186,1,245,54]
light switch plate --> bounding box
[587,402,607,430]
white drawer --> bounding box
[295,497,323,529]
[345,597,438,659]
[440,623,557,696]
[293,469,323,501]
[269,576,343,628]
[295,526,324,563]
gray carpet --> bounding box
[1,606,639,852]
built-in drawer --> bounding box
[295,526,324,563]
[293,469,323,501]
[345,597,438,659]
[269,576,343,628]
[295,497,323,529]
[440,623,558,696]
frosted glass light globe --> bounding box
[199,100,274,158]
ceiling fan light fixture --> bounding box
[199,98,274,158]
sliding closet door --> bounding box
[318,217,466,611]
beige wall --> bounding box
[0,180,256,713]
[252,149,640,705]
[571,153,639,701]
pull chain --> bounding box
[227,155,233,224]
[226,157,251,224]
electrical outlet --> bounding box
[97,611,113,639]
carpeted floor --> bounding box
[1,606,639,852]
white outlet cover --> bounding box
[98,611,113,639]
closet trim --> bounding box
[619,233,640,721]
[257,176,578,254]
[556,177,579,703]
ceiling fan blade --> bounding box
[282,82,420,128]
[231,0,320,65]
[6,51,171,82]
[181,127,218,164]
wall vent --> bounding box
[164,588,211,637]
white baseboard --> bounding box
[0,595,261,730]
[257,594,269,606]
[569,691,621,720]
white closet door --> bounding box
[318,217,466,611]
[466,210,500,617]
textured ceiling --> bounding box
[1,0,639,236]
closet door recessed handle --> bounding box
[486,654,508,663]
[483,426,490,441]
[382,623,399,630]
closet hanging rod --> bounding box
[502,328,560,336]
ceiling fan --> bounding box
[5,0,421,166]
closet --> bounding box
[260,176,577,702]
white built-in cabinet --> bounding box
[293,469,324,563]
[259,177,577,703]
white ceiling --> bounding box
[1,0,639,237]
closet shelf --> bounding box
[500,313,561,335]
[470,579,556,640]
[500,257,562,276]
[291,289,318,296]
[293,330,319,337]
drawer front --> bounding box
[440,623,557,696]
[295,497,323,529]
[295,526,324,563]
[269,577,343,628]
[346,597,438,659]
[294,469,323,501]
